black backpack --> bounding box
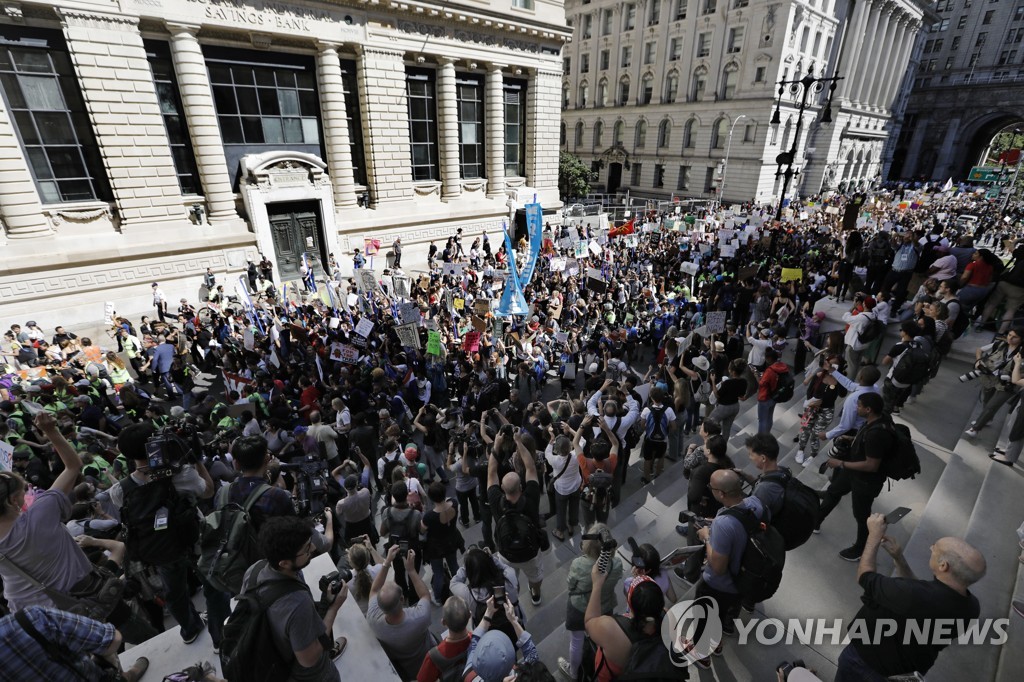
[494,505,540,563]
[857,315,885,345]
[198,482,272,596]
[721,506,786,604]
[891,341,932,386]
[221,571,309,682]
[644,405,670,443]
[769,369,795,403]
[947,300,971,340]
[427,644,470,682]
[599,614,680,682]
[880,421,921,481]
[120,476,202,567]
[759,469,820,551]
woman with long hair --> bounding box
[585,567,666,682]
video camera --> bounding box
[280,454,331,517]
[581,527,617,574]
[144,418,204,478]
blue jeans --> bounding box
[757,399,776,434]
[203,582,231,647]
[683,403,701,433]
[429,553,459,601]
[834,644,888,682]
[157,558,203,640]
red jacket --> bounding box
[758,362,790,401]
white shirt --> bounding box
[842,310,875,351]
[544,444,583,496]
[930,254,958,281]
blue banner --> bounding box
[521,201,543,286]
[498,226,530,318]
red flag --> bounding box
[610,219,635,238]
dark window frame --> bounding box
[144,40,202,196]
[407,68,439,182]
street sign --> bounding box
[968,166,1000,182]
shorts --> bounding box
[499,552,544,585]
[641,439,668,461]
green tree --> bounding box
[559,151,594,200]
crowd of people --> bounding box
[0,183,1020,682]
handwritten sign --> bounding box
[780,268,803,283]
[426,330,442,355]
[396,323,420,349]
[454,298,465,311]
[338,345,359,364]
[355,318,374,337]
[329,342,345,361]
[399,302,421,325]
[681,262,699,276]
[392,275,411,299]
[0,440,12,472]
[356,269,378,293]
[707,311,728,334]
[463,331,481,352]
[474,299,491,315]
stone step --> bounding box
[995,555,1024,682]
[925,463,1024,682]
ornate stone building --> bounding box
[0,0,568,326]
[560,0,929,204]
[891,0,1024,180]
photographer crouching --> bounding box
[963,327,1024,439]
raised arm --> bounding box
[37,413,83,496]
[370,545,400,599]
[515,433,538,483]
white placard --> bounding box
[587,267,605,281]
[399,302,421,325]
[681,262,700,276]
[588,241,602,256]
[356,269,378,293]
[329,317,341,329]
[243,328,255,351]
[103,302,115,326]
[0,440,12,472]
[396,323,420,348]
[355,318,374,337]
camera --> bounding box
[776,660,807,681]
[144,422,200,478]
[280,454,331,517]
[318,569,353,596]
[582,528,617,574]
[958,369,988,383]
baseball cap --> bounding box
[469,630,516,682]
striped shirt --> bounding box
[0,606,115,682]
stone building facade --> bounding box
[0,0,568,327]
[892,0,1024,180]
[559,0,929,204]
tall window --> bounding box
[456,76,484,179]
[578,80,589,107]
[406,70,439,181]
[582,14,593,39]
[613,120,624,146]
[621,46,633,68]
[594,120,604,147]
[675,0,688,20]
[703,0,717,14]
[683,119,696,148]
[697,32,712,58]
[654,164,665,188]
[618,77,630,105]
[704,166,715,192]
[630,162,642,185]
[664,71,679,103]
[640,73,654,104]
[721,66,738,99]
[207,47,323,186]
[728,26,745,53]
[649,0,662,25]
[677,165,690,190]
[504,81,526,177]
[624,3,637,30]
[597,78,608,106]
[658,119,671,148]
[0,29,110,203]
[670,38,682,61]
[711,117,728,149]
[644,42,657,64]
[574,121,584,146]
[580,54,590,73]
[145,40,201,196]
[691,68,707,100]
[560,122,566,146]
[635,119,647,147]
[602,9,614,35]
[600,49,610,70]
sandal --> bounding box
[552,529,566,541]
[331,636,348,659]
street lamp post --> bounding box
[769,68,842,253]
[999,128,1022,215]
[718,114,747,209]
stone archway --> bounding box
[953,112,1024,178]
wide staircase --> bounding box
[447,323,1024,681]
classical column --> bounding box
[870,17,904,109]
[485,63,507,199]
[851,3,883,104]
[526,69,562,195]
[882,21,915,110]
[863,10,896,107]
[316,43,358,209]
[838,0,872,100]
[0,94,50,238]
[167,23,238,225]
[357,47,413,205]
[436,57,462,200]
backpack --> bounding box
[721,506,786,604]
[625,418,645,451]
[220,572,309,682]
[198,482,272,596]
[880,421,921,481]
[759,469,820,551]
[494,505,540,563]
[427,645,470,682]
[120,476,202,567]
[598,614,679,682]
[691,371,713,403]
[769,369,795,403]
[891,341,932,386]
[857,315,885,345]
[947,300,971,340]
[644,405,670,443]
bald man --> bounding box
[366,545,435,680]
[835,513,985,681]
[687,468,769,667]
[487,428,545,605]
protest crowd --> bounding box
[0,181,1022,682]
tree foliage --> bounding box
[559,151,594,200]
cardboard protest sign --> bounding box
[329,317,341,329]
[329,342,345,361]
[471,315,488,332]
[426,330,442,355]
[681,262,699,276]
[463,332,481,352]
[399,302,421,325]
[707,311,728,334]
[474,299,491,316]
[0,440,12,472]
[355,318,374,337]
[338,345,359,364]
[780,268,803,283]
[396,323,420,349]
[356,269,378,293]
[442,263,465,277]
[588,241,602,256]
[454,298,465,311]
[737,264,759,281]
[392,275,411,299]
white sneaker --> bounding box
[802,455,815,468]
[965,427,979,438]
[558,658,575,680]
[795,451,805,465]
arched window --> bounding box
[691,67,707,101]
[711,117,728,149]
[781,118,793,150]
[635,120,648,147]
[560,122,566,146]
[658,119,671,148]
[640,73,654,104]
[618,77,631,105]
[813,31,823,58]
[799,26,810,53]
[594,120,604,148]
[578,81,589,108]
[664,71,679,104]
[597,78,609,107]
[721,65,738,100]
[562,84,570,109]
[575,121,585,147]
[613,120,625,146]
[683,118,696,149]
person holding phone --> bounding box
[366,545,436,680]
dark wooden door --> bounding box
[268,201,324,281]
